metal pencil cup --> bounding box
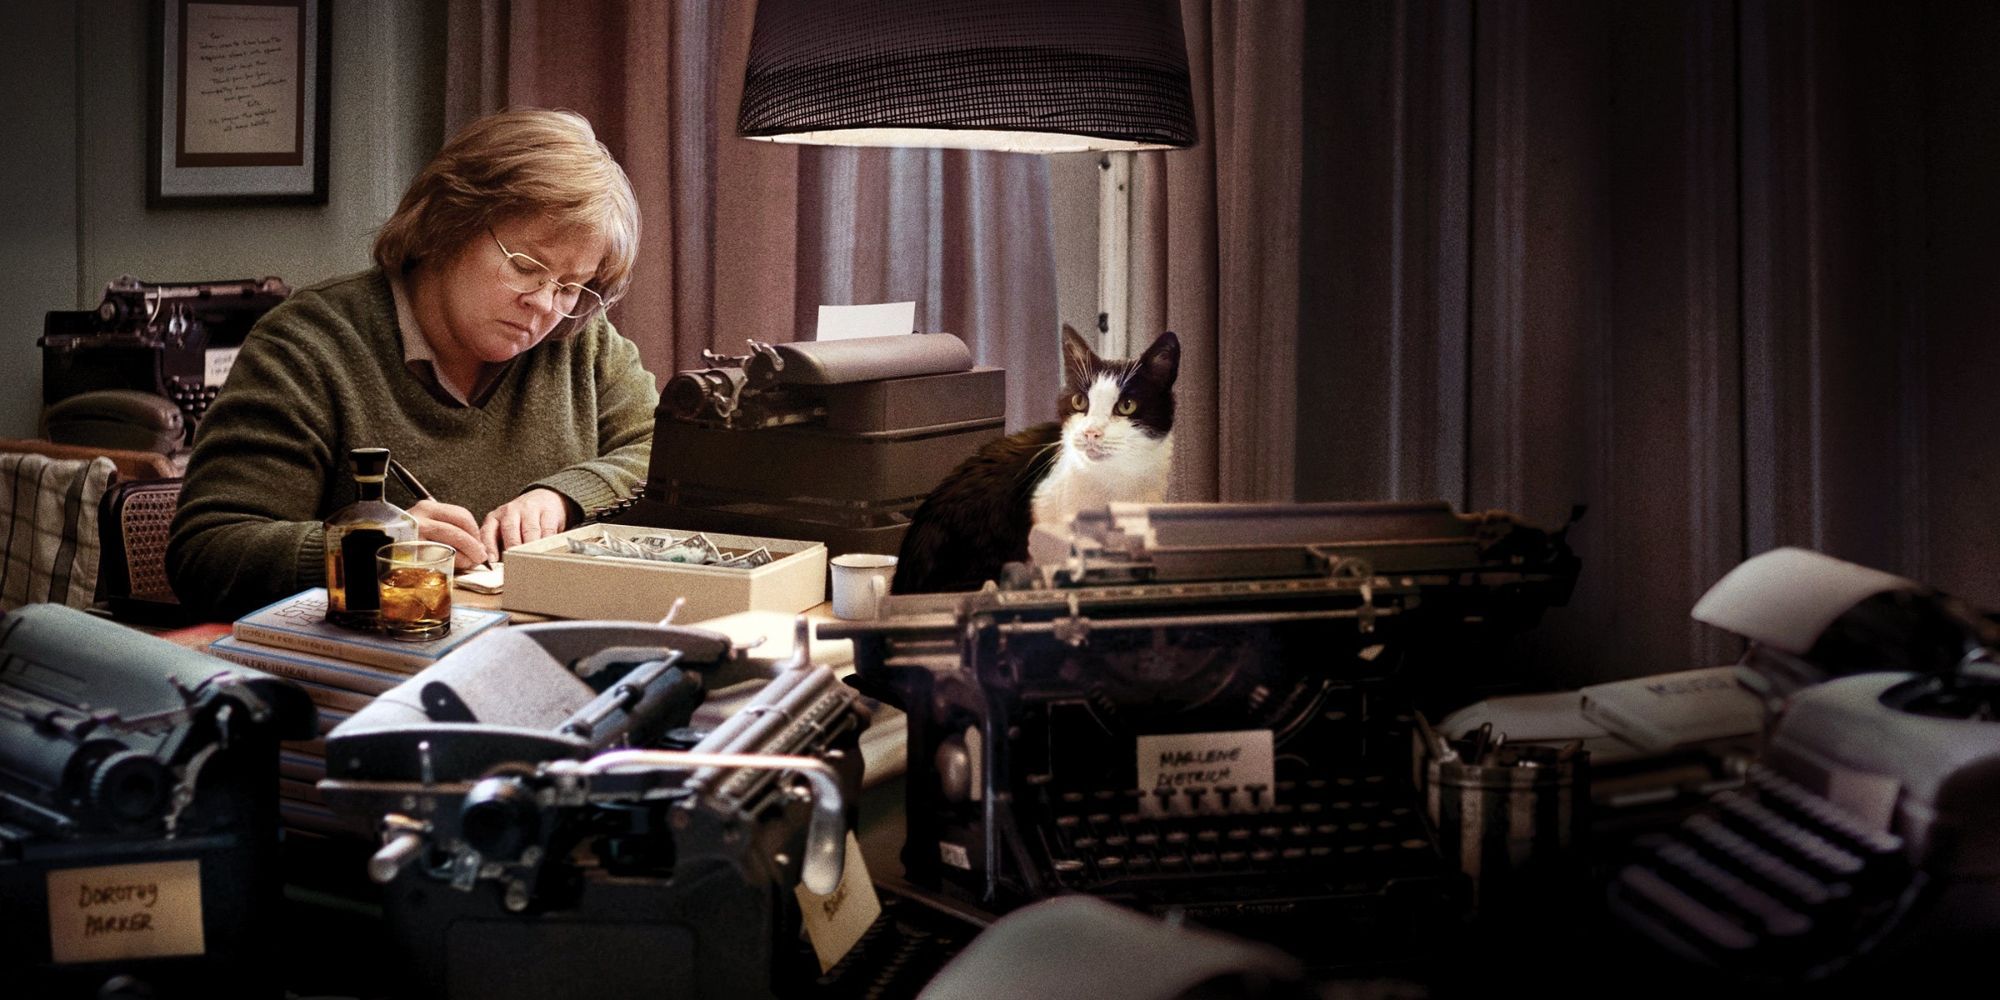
[1415,730,1589,911]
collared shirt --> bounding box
[387,270,504,407]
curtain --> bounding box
[441,0,1060,430]
[1129,1,1306,503]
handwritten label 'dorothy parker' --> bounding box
[46,860,206,964]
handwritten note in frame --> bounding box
[150,1,330,205]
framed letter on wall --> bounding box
[149,0,331,206]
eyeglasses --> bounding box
[490,229,606,320]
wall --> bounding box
[0,3,82,441]
[0,0,445,439]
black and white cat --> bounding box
[892,326,1179,593]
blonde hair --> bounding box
[374,108,640,329]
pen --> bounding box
[389,459,495,572]
[387,458,433,504]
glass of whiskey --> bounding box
[376,541,455,641]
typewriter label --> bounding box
[204,346,240,387]
[1136,730,1276,817]
[795,832,881,973]
[46,859,206,964]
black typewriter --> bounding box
[824,500,1581,970]
[40,275,289,448]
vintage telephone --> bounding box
[38,389,186,454]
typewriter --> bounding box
[617,333,1005,555]
[823,500,1581,968]
[0,604,315,1000]
[320,619,869,1000]
[1607,548,2000,985]
[40,275,290,449]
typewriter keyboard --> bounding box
[1607,763,1914,980]
[166,376,221,425]
[1033,774,1437,892]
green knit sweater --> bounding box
[168,269,659,618]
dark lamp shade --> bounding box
[738,0,1198,153]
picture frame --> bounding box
[149,0,331,206]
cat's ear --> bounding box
[1061,324,1099,387]
[1137,330,1180,389]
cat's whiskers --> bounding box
[1011,438,1066,486]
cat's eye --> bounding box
[1115,398,1138,416]
[1069,393,1087,411]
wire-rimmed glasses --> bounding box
[490,229,605,320]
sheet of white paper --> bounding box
[816,301,915,341]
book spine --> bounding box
[278,776,328,807]
[207,644,400,702]
[278,752,326,785]
[232,620,430,672]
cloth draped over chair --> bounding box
[0,452,115,611]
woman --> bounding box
[168,109,656,619]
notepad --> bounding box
[455,564,505,594]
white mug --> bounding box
[830,553,898,620]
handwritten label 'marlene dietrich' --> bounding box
[46,860,205,963]
[1135,731,1275,817]
[1154,747,1242,786]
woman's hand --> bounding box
[482,488,571,562]
[408,499,493,569]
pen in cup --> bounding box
[388,459,494,572]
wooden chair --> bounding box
[0,436,181,480]
[0,438,186,621]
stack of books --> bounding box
[205,587,509,837]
